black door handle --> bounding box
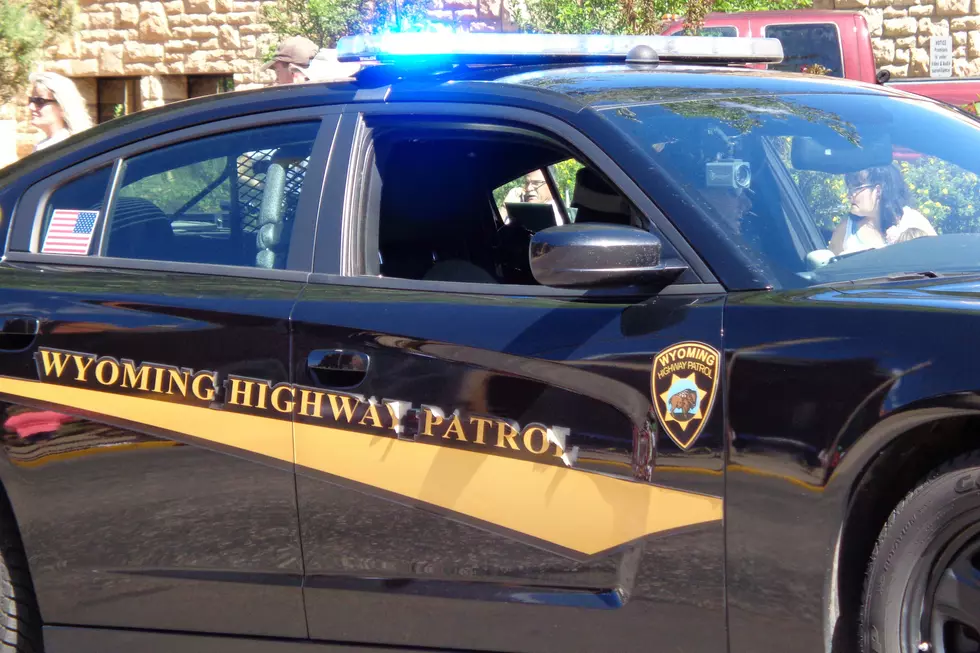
[0,316,38,352]
[307,349,370,388]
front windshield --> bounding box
[600,91,980,287]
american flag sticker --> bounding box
[41,209,99,255]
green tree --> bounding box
[516,0,811,36]
[0,0,74,104]
[262,0,432,50]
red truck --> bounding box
[661,10,980,110]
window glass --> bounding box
[494,169,563,226]
[599,91,980,288]
[365,119,655,286]
[39,166,112,256]
[549,158,586,220]
[188,75,235,98]
[103,121,319,268]
[764,24,844,77]
[98,77,142,123]
[675,26,737,37]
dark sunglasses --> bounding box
[847,183,875,196]
[28,96,57,107]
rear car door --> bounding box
[0,108,337,639]
[291,104,727,653]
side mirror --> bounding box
[529,223,687,289]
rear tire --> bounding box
[860,451,980,653]
[0,494,40,653]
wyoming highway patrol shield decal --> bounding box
[652,341,721,450]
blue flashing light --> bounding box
[336,33,784,66]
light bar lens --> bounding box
[336,33,784,64]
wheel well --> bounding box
[835,415,980,652]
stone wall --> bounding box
[8,0,286,158]
[4,0,517,161]
[813,0,980,77]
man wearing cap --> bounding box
[264,36,321,85]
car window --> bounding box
[549,158,586,220]
[38,121,320,269]
[764,23,844,77]
[38,167,113,255]
[674,26,737,37]
[494,169,563,226]
[599,92,980,288]
[494,159,583,225]
[361,117,662,286]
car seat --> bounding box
[105,197,175,260]
[570,168,632,226]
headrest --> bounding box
[571,168,631,225]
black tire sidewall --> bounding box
[861,464,980,653]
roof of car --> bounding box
[486,63,900,106]
[0,59,922,189]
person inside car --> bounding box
[829,164,936,255]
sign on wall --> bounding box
[930,35,953,78]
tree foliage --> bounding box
[0,0,74,104]
[515,0,811,36]
[262,0,432,50]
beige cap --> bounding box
[304,48,363,81]
[262,36,319,70]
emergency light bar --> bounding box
[336,33,784,65]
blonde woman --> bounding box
[28,72,92,152]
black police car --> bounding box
[0,31,978,653]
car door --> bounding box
[0,108,338,639]
[291,104,727,653]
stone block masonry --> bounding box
[814,0,980,78]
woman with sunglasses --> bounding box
[27,72,92,153]
[829,164,935,255]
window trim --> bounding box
[8,105,344,277]
[307,272,725,298]
[2,251,310,282]
[762,22,845,78]
[317,102,716,297]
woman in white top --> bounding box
[829,164,936,255]
[28,72,92,153]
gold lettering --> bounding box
[442,412,467,442]
[327,393,359,423]
[384,400,411,435]
[299,389,324,417]
[522,425,550,455]
[469,417,493,445]
[705,353,716,366]
[192,372,216,402]
[255,382,269,410]
[228,378,254,407]
[121,360,151,391]
[359,402,383,428]
[495,420,520,450]
[94,359,120,386]
[39,350,71,378]
[152,366,166,393]
[422,407,444,437]
[658,354,671,367]
[270,385,295,413]
[71,354,94,382]
[271,385,295,413]
[167,369,190,397]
